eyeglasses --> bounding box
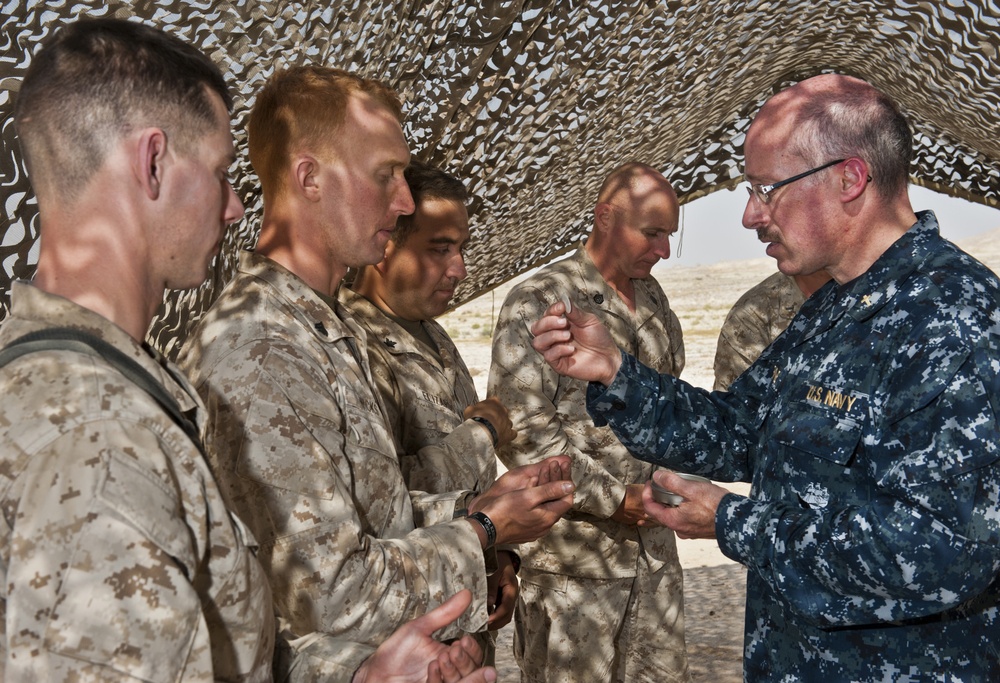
[745,158,846,205]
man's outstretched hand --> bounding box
[353,590,497,683]
[468,454,575,547]
[530,301,622,386]
[641,471,731,539]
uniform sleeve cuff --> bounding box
[716,492,772,571]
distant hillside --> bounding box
[955,226,1000,274]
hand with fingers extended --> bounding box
[641,471,732,539]
[466,454,575,547]
[530,301,622,386]
[463,397,516,449]
[352,589,497,683]
[484,453,572,494]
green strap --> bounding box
[0,327,201,445]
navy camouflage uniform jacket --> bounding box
[587,212,1000,681]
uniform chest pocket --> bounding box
[101,448,197,572]
[765,399,867,510]
[342,399,395,456]
[408,394,461,436]
[771,397,865,467]
[340,398,409,535]
[236,349,357,500]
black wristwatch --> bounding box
[470,415,500,448]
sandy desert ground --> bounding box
[439,226,1000,681]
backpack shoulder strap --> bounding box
[0,327,201,445]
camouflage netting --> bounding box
[3,1,1000,358]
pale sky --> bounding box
[669,185,1000,266]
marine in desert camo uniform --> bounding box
[179,65,573,680]
[0,18,273,681]
[489,163,690,683]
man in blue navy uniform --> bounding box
[529,73,1000,681]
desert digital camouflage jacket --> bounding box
[179,252,488,681]
[713,271,805,391]
[339,289,497,494]
[489,246,684,578]
[587,212,1000,681]
[0,282,274,682]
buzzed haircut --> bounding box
[14,18,231,200]
[247,65,403,200]
[596,161,668,206]
[392,159,468,246]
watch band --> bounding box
[468,511,497,549]
[470,415,499,448]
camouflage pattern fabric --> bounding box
[489,247,688,681]
[178,251,488,681]
[8,3,1000,339]
[0,282,274,682]
[588,212,1000,681]
[339,288,497,494]
[340,288,501,664]
[713,271,805,391]
[515,557,686,683]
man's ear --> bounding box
[841,157,869,203]
[294,155,321,202]
[135,128,168,200]
[594,202,614,232]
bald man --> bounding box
[489,163,689,683]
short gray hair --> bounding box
[793,80,911,198]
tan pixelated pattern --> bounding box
[340,289,500,663]
[712,271,806,391]
[340,289,496,494]
[0,282,274,682]
[488,248,684,579]
[514,559,688,683]
[179,252,488,679]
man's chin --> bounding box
[352,245,389,269]
[766,244,795,270]
[428,301,451,318]
[774,257,806,277]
